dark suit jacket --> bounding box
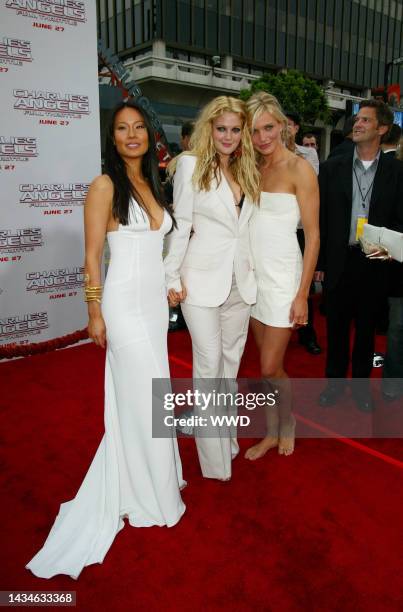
[327,138,355,159]
[318,149,403,294]
[383,153,403,296]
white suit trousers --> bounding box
[181,276,251,479]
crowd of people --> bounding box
[26,93,403,579]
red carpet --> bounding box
[1,308,403,611]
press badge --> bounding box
[355,216,368,241]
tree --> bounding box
[240,69,330,124]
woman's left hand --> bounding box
[289,295,308,329]
[168,289,180,307]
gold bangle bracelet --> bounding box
[84,288,102,293]
[85,296,102,304]
[84,284,103,304]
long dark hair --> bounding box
[104,99,175,228]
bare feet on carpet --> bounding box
[244,415,296,459]
[244,436,279,460]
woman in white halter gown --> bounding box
[26,102,186,580]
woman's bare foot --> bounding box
[278,436,295,456]
[244,436,278,460]
[278,416,296,456]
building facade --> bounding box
[97,0,403,155]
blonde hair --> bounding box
[169,96,260,203]
[246,91,288,141]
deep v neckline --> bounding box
[132,199,166,231]
[147,208,166,232]
[221,171,243,208]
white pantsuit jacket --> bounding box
[164,154,257,306]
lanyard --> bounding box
[353,166,376,210]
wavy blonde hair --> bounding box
[246,91,288,143]
[169,96,260,203]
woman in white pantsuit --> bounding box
[164,96,260,480]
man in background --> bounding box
[167,120,195,332]
[381,123,403,401]
[180,121,194,152]
[286,111,319,173]
[318,100,403,411]
[381,123,402,156]
[302,132,319,153]
[328,115,355,159]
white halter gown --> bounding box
[26,200,186,579]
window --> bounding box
[206,0,218,49]
[219,0,230,16]
[277,32,286,65]
[143,0,151,40]
[116,0,125,52]
[178,0,191,44]
[231,2,242,56]
[134,1,142,45]
[296,37,305,71]
[100,0,105,20]
[243,20,253,58]
[219,13,230,52]
[164,0,177,41]
[193,2,205,47]
[306,40,314,73]
[125,3,133,47]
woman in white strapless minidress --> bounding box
[250,192,303,327]
[244,92,320,461]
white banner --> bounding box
[0,1,101,350]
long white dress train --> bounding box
[26,201,186,579]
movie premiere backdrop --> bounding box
[0,1,101,353]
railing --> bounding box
[121,55,366,109]
[325,89,364,110]
[123,55,259,90]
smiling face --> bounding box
[113,107,149,161]
[212,112,242,158]
[252,111,284,156]
[352,107,388,145]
